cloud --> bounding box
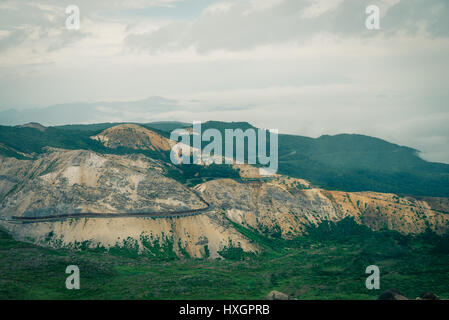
[0,0,448,164]
[0,29,28,52]
[0,0,183,54]
[124,0,449,53]
[0,2,91,53]
[301,0,344,19]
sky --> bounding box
[0,0,448,163]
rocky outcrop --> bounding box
[0,149,259,258]
[378,289,409,300]
[0,148,206,218]
[417,292,440,300]
[378,290,441,300]
[0,155,33,201]
[1,210,259,259]
[265,290,293,300]
[91,123,175,152]
[196,177,449,237]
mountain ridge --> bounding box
[0,97,180,126]
[1,121,449,197]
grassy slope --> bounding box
[1,219,448,300]
[54,122,190,136]
[0,125,170,161]
[278,133,449,197]
[183,121,449,197]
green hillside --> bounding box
[0,125,167,161]
[186,121,449,197]
[55,121,190,134]
[1,220,449,299]
[277,133,449,197]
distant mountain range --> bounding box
[0,96,180,126]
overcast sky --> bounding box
[0,0,448,163]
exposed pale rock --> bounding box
[0,149,259,258]
[0,149,204,218]
[265,291,292,300]
[196,178,449,237]
[91,123,175,151]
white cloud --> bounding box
[204,2,234,14]
[0,0,448,164]
[301,0,344,19]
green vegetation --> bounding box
[190,121,449,197]
[168,164,240,186]
[54,121,189,136]
[1,219,449,300]
[277,133,449,197]
[0,125,170,161]
[0,125,108,158]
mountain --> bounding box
[185,121,449,197]
[0,125,108,159]
[0,148,258,258]
[197,177,449,237]
[16,122,46,132]
[91,123,175,152]
[277,133,449,197]
[0,148,205,218]
[1,121,449,197]
[1,118,449,303]
[54,121,190,134]
[0,122,183,161]
[0,97,180,126]
[0,132,448,258]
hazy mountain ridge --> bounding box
[0,97,180,126]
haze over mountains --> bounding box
[0,97,179,126]
[1,96,449,167]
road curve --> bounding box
[5,191,213,224]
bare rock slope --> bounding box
[0,149,258,258]
[196,177,449,237]
[0,148,204,217]
[91,123,175,151]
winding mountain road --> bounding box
[2,191,213,224]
